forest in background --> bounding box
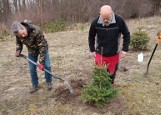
[0,0,161,29]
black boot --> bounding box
[110,74,115,84]
[110,63,119,84]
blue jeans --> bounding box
[28,51,52,86]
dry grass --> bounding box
[1,16,161,115]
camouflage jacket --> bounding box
[16,22,48,65]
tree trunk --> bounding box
[2,0,11,23]
[13,0,18,13]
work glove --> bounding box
[38,64,44,70]
[16,51,20,57]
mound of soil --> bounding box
[52,79,85,104]
[52,79,124,114]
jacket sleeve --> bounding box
[88,21,96,52]
[35,29,48,65]
[120,18,130,52]
[16,36,23,53]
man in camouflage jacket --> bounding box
[11,21,52,93]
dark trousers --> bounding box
[110,63,119,84]
[28,51,52,86]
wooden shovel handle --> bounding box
[157,33,161,44]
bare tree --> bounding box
[0,0,160,29]
[151,0,161,14]
[1,0,12,25]
[13,0,18,13]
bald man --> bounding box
[88,5,130,85]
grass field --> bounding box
[1,16,161,115]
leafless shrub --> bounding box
[0,0,160,30]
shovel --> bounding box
[19,54,74,93]
[145,33,161,75]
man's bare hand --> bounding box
[120,51,127,58]
[91,52,96,58]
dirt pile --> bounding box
[52,79,85,104]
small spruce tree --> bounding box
[81,66,118,107]
[130,27,150,51]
